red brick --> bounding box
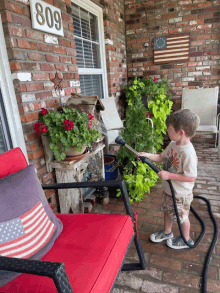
[163,271,199,289]
[8,26,26,37]
[17,39,37,50]
[18,104,29,114]
[26,82,44,92]
[52,46,66,55]
[42,172,54,183]
[26,30,44,41]
[66,48,76,56]
[37,43,53,52]
[35,91,52,100]
[28,53,46,61]
[1,11,13,23]
[45,54,60,63]
[60,56,72,63]
[59,39,71,47]
[22,62,40,71]
[40,63,56,71]
[29,101,43,111]
[68,64,78,72]
[55,64,68,71]
[26,142,39,152]
[5,1,23,14]
[28,149,44,160]
[10,61,21,71]
[207,279,220,293]
[20,112,39,123]
[37,166,48,178]
[61,12,73,23]
[32,73,50,81]
[46,99,59,107]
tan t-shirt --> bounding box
[161,141,197,198]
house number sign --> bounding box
[30,0,64,37]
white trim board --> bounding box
[0,15,28,160]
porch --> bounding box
[94,142,220,293]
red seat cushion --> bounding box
[0,148,28,179]
[0,213,134,293]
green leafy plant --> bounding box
[117,160,158,203]
[34,107,101,161]
[117,77,172,203]
[142,77,173,151]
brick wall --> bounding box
[93,0,127,109]
[125,0,220,110]
[0,0,127,211]
[0,0,77,211]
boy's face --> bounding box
[167,124,182,141]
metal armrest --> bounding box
[0,256,73,293]
[42,180,134,221]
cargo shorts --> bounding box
[162,191,193,224]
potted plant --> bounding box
[34,107,101,161]
[116,77,173,203]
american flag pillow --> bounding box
[0,163,63,287]
[0,201,55,259]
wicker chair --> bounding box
[0,148,146,293]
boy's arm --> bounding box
[158,171,196,182]
[138,152,164,163]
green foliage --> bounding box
[38,107,101,161]
[117,161,159,204]
[117,77,173,203]
[142,78,173,151]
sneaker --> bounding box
[166,236,194,249]
[150,231,174,243]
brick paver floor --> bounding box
[93,143,220,293]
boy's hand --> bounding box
[158,170,170,181]
[138,152,149,158]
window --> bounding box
[0,89,12,154]
[72,0,108,99]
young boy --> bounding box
[139,109,200,249]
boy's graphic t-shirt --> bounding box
[161,141,197,198]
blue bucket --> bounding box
[104,155,118,180]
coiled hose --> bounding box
[115,135,218,293]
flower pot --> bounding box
[146,111,153,118]
[64,144,87,157]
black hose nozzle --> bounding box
[115,135,126,146]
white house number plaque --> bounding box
[30,0,64,37]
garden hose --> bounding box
[115,135,218,293]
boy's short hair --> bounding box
[166,109,200,138]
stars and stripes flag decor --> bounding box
[154,33,190,64]
[0,201,55,259]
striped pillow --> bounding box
[0,164,63,286]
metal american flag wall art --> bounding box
[154,33,190,64]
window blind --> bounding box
[79,75,103,99]
[72,4,100,69]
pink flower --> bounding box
[88,120,93,129]
[88,113,94,120]
[34,122,48,135]
[63,119,74,131]
[153,77,157,82]
[41,108,48,115]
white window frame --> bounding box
[0,15,28,160]
[72,0,108,99]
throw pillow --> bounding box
[0,164,63,287]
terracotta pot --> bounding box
[64,144,87,157]
[146,111,153,118]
